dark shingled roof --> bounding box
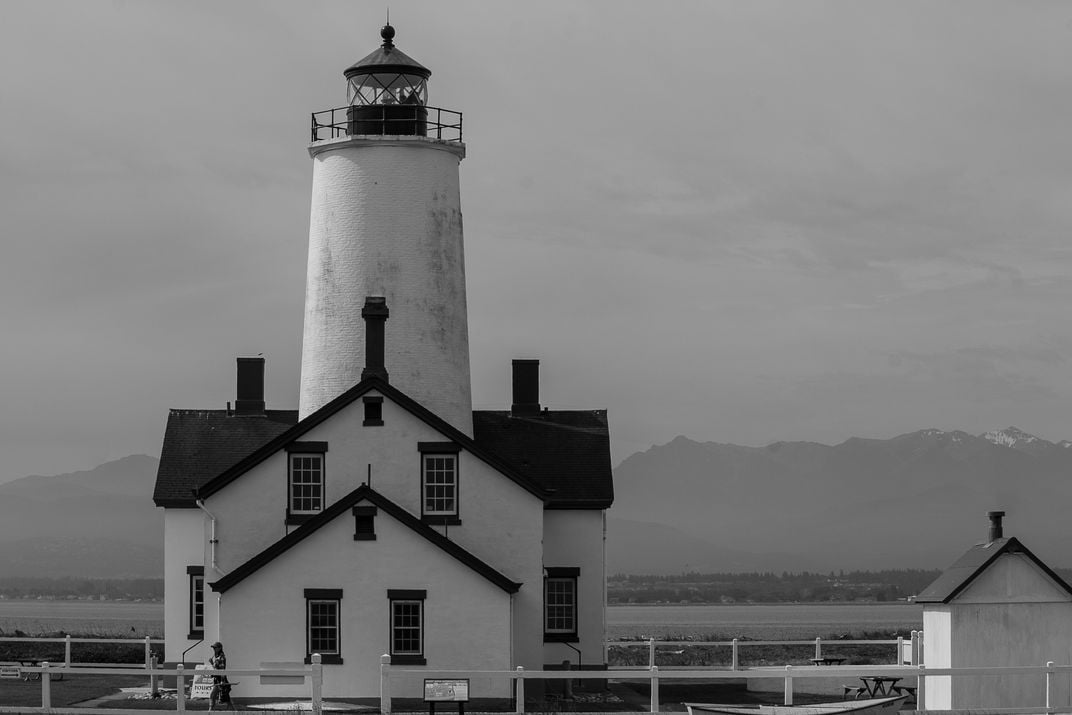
[472,410,613,509]
[152,409,298,507]
[211,485,521,595]
[915,536,1072,603]
[153,384,613,511]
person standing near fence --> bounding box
[209,642,236,711]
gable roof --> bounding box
[193,377,547,502]
[210,485,521,594]
[153,409,298,507]
[472,410,613,509]
[915,536,1072,603]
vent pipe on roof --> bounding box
[511,359,540,417]
[361,296,390,382]
[235,357,265,416]
[988,510,1005,542]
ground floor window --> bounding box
[544,567,579,642]
[305,588,343,664]
[388,589,426,665]
[187,566,204,639]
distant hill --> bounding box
[609,427,1072,574]
[0,455,162,578]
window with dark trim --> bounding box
[305,588,342,664]
[544,567,579,642]
[187,566,204,640]
[363,396,384,426]
[287,442,327,524]
[388,589,426,665]
[418,442,461,524]
[353,506,377,540]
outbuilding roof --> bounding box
[210,485,521,594]
[915,536,1072,603]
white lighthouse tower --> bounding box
[299,24,472,434]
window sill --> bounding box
[363,419,384,427]
[305,654,343,665]
[187,631,204,641]
[353,533,377,541]
[421,515,461,526]
[390,655,427,665]
[544,633,579,643]
[286,513,318,526]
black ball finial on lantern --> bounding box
[381,24,395,48]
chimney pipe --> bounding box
[988,510,1005,542]
[511,359,540,417]
[235,357,265,416]
[361,296,389,382]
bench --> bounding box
[892,685,917,701]
[842,685,865,700]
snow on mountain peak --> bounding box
[982,426,1040,448]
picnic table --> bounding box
[859,676,901,697]
[811,657,846,665]
[18,661,64,682]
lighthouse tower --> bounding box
[299,24,472,433]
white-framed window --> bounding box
[305,588,342,664]
[388,589,426,664]
[423,455,456,516]
[544,568,579,641]
[290,453,324,514]
[187,566,204,639]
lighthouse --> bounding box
[299,24,472,433]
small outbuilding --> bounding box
[917,511,1072,710]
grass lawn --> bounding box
[0,673,148,707]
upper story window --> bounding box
[418,442,461,524]
[287,442,328,523]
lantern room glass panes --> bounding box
[347,73,428,107]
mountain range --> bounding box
[607,427,1072,574]
[2,427,1070,579]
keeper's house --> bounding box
[152,25,612,699]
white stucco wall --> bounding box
[202,391,545,670]
[217,502,513,698]
[542,510,607,668]
[924,554,1072,709]
[300,137,472,435]
[163,509,207,663]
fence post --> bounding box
[650,665,659,714]
[897,636,904,665]
[514,666,525,715]
[784,664,793,706]
[65,634,72,667]
[814,637,821,661]
[176,664,186,714]
[311,653,323,715]
[150,653,159,697]
[649,638,656,669]
[380,654,392,715]
[917,664,926,711]
[1046,661,1055,714]
[910,631,917,665]
[41,662,51,710]
[144,636,152,670]
[731,638,739,671]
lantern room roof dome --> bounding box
[344,24,431,81]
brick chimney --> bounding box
[988,510,1005,542]
[511,359,540,417]
[361,296,389,382]
[235,357,265,416]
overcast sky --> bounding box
[2,1,1071,481]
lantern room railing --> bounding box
[311,105,462,142]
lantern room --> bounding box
[343,24,430,137]
[310,24,462,143]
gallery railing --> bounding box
[310,105,462,143]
